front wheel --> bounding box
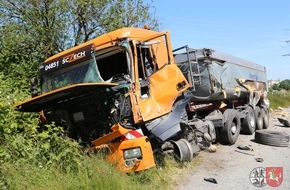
[220,109,241,145]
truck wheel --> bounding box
[171,139,193,162]
[261,107,269,129]
[221,109,241,145]
[241,106,256,135]
[255,106,263,130]
[255,130,289,147]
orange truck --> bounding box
[15,27,269,172]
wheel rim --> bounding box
[255,107,263,130]
[250,116,255,128]
[231,123,237,135]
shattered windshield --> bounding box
[41,45,131,93]
[42,58,104,93]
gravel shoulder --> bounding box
[174,108,290,190]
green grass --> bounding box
[268,91,290,110]
[0,153,202,190]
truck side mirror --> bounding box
[30,77,39,97]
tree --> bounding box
[0,0,159,58]
[271,83,280,91]
[70,0,159,46]
[279,79,290,90]
[0,0,160,86]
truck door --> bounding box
[135,33,189,121]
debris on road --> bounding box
[204,177,218,184]
[255,157,264,162]
[207,144,218,153]
[234,150,255,156]
[278,117,290,127]
[237,145,252,151]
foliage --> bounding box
[268,91,290,109]
[0,0,160,58]
[0,72,85,189]
[270,79,290,91]
[270,83,280,91]
[0,24,40,83]
[278,79,290,91]
[0,0,160,89]
[1,151,202,190]
[70,0,160,45]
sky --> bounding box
[151,1,290,80]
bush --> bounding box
[268,91,290,109]
[0,72,86,188]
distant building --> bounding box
[268,79,280,88]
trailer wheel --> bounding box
[261,107,269,129]
[221,109,241,145]
[241,106,256,135]
[255,106,263,130]
[255,130,289,147]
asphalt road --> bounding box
[175,108,290,190]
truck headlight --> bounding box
[123,147,142,167]
[124,147,142,159]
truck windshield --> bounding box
[41,45,131,93]
[41,58,103,93]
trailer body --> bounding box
[174,47,268,101]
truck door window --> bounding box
[137,46,156,98]
[137,47,154,79]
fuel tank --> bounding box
[174,47,268,102]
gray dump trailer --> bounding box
[170,46,269,153]
[174,46,268,101]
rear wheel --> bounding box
[255,106,263,130]
[261,107,269,129]
[242,106,256,135]
[220,109,241,145]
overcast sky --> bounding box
[152,0,290,80]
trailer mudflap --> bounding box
[92,123,155,172]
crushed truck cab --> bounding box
[15,27,189,172]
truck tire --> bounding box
[255,106,263,130]
[220,109,241,145]
[241,106,256,135]
[261,107,269,129]
[255,130,289,147]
